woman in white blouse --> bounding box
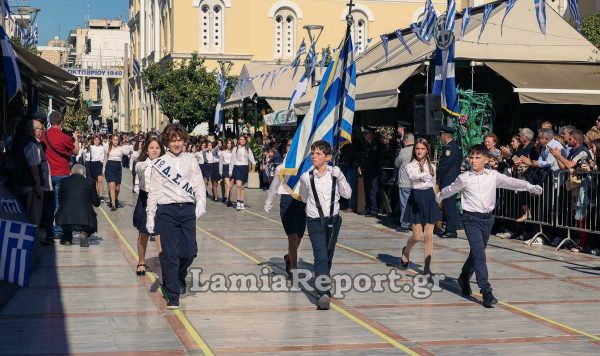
[87,136,106,199]
[229,135,256,211]
[104,134,133,211]
[399,138,442,275]
[219,139,234,207]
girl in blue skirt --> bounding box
[400,138,442,275]
[219,139,234,206]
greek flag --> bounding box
[0,219,36,287]
[133,57,141,76]
[291,39,307,78]
[319,49,327,71]
[282,32,356,195]
[446,0,456,32]
[432,40,460,116]
[395,30,412,55]
[534,0,547,34]
[288,73,309,112]
[460,7,471,40]
[1,26,22,102]
[1,0,9,19]
[411,0,437,43]
[568,0,581,32]
[0,198,22,214]
[501,0,516,34]
[380,34,389,61]
[214,72,227,134]
[478,4,495,43]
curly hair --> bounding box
[160,123,189,147]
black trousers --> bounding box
[307,215,342,295]
[363,173,379,214]
[461,212,494,294]
[442,193,459,233]
[155,203,197,299]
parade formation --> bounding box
[1,0,600,355]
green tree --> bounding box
[143,53,233,129]
[581,13,600,50]
[63,100,89,131]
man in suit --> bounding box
[55,164,101,247]
[359,128,381,217]
[436,125,462,239]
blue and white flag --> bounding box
[568,0,581,32]
[287,72,309,111]
[213,72,228,134]
[460,7,471,40]
[1,0,10,19]
[411,0,437,43]
[281,31,356,196]
[394,30,413,55]
[380,34,389,61]
[0,219,36,287]
[478,4,495,43]
[1,26,22,102]
[432,40,460,116]
[363,38,373,52]
[319,49,327,71]
[133,57,141,76]
[291,39,307,78]
[501,0,516,34]
[534,0,547,34]
[446,0,456,32]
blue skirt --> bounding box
[221,164,231,179]
[88,161,103,179]
[402,188,442,225]
[211,162,221,180]
[133,190,151,234]
[232,165,249,184]
[279,194,307,237]
[200,163,212,179]
[105,160,122,184]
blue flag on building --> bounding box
[133,57,141,76]
[394,30,412,55]
[501,0,516,34]
[568,0,582,32]
[1,26,22,102]
[213,72,227,134]
[460,7,471,40]
[281,31,356,196]
[534,0,547,34]
[446,0,456,31]
[432,40,460,116]
[0,219,36,287]
[291,39,307,78]
[478,4,495,43]
[411,0,437,43]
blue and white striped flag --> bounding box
[432,40,460,116]
[281,31,356,196]
[478,4,495,43]
[446,0,456,32]
[287,72,309,111]
[380,34,389,61]
[394,30,413,55]
[363,38,373,52]
[291,39,307,78]
[411,0,437,43]
[1,0,10,19]
[0,219,36,287]
[460,7,471,40]
[534,0,547,34]
[501,0,516,34]
[319,49,327,71]
[1,26,22,102]
[568,0,581,32]
[213,72,228,134]
[133,57,141,76]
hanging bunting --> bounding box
[568,0,582,32]
[261,71,271,89]
[363,38,373,52]
[478,4,495,43]
[411,0,437,43]
[534,0,547,34]
[501,0,516,34]
[460,7,471,41]
[380,34,389,61]
[446,0,456,32]
[394,30,412,55]
[319,49,327,71]
[291,39,307,78]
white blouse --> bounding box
[230,146,256,167]
[106,145,133,162]
[89,145,105,162]
[403,160,436,190]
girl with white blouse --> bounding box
[229,135,256,211]
[88,136,106,199]
[399,138,442,275]
[104,134,133,211]
[219,139,234,207]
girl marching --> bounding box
[104,134,133,211]
[229,134,256,211]
[219,139,235,206]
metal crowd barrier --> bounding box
[493,169,599,251]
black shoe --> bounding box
[482,292,498,308]
[111,206,117,211]
[179,279,187,295]
[317,294,330,310]
[400,247,409,268]
[166,296,180,310]
[227,200,233,207]
[283,254,291,276]
[79,235,89,247]
[59,240,72,246]
[136,264,147,276]
[440,232,458,239]
[222,197,227,203]
[457,275,472,296]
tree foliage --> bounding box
[581,13,600,51]
[143,53,233,129]
[62,100,89,131]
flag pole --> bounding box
[333,0,354,165]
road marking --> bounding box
[242,208,600,343]
[98,207,214,356]
[196,224,420,356]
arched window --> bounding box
[273,8,296,59]
[198,0,225,53]
[352,11,368,54]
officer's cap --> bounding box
[440,125,456,134]
[397,120,411,129]
[363,127,377,134]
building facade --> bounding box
[128,0,600,131]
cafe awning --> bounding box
[264,110,297,126]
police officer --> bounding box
[436,125,462,238]
[359,127,381,217]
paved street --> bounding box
[1,171,600,355]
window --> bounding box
[351,11,368,54]
[198,0,225,53]
[274,8,296,59]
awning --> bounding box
[265,99,289,112]
[14,45,78,82]
[486,62,600,105]
[264,110,297,126]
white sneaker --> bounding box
[496,232,511,239]
[236,202,241,211]
[239,203,245,210]
[524,237,544,245]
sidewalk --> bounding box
[1,170,600,355]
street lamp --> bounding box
[303,24,324,87]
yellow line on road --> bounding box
[242,207,600,343]
[196,223,419,356]
[98,207,214,356]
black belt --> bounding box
[161,202,194,207]
[463,210,493,219]
[307,215,339,222]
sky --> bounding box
[9,0,128,45]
